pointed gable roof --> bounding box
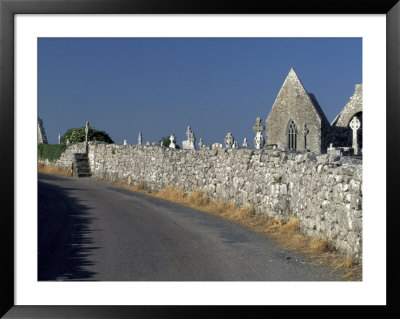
[331,84,363,127]
[269,68,330,125]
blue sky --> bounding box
[38,38,362,146]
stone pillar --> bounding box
[350,117,361,155]
[58,133,61,144]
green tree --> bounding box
[61,125,114,145]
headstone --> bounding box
[138,132,142,145]
[123,139,127,146]
[146,141,150,146]
[350,116,361,155]
[66,138,70,145]
[151,142,156,146]
[327,143,341,156]
[58,133,61,145]
[252,117,265,149]
[169,134,176,148]
[212,143,223,150]
[198,138,204,149]
[242,138,248,148]
[183,126,196,150]
[161,141,164,146]
[224,132,234,148]
[233,141,239,148]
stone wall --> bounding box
[41,142,362,260]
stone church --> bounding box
[265,68,362,154]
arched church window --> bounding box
[287,120,297,151]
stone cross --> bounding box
[303,124,309,150]
[252,117,264,133]
[350,116,361,155]
[242,138,248,148]
[252,117,265,149]
[224,132,234,148]
[169,134,176,148]
[85,121,89,143]
[138,132,142,145]
[85,121,89,153]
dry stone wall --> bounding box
[41,141,362,261]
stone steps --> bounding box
[72,152,91,178]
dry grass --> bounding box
[38,166,362,280]
[38,163,71,176]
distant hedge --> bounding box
[38,144,67,162]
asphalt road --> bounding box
[38,173,340,281]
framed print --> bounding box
[1,0,399,317]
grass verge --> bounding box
[38,163,71,176]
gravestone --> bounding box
[169,134,176,149]
[224,132,234,148]
[350,117,361,155]
[252,117,265,149]
[182,126,196,150]
[138,132,142,145]
[212,143,222,150]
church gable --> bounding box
[266,68,328,153]
[331,84,362,127]
[37,117,48,144]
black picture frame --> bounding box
[1,0,398,318]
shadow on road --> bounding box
[38,174,99,280]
